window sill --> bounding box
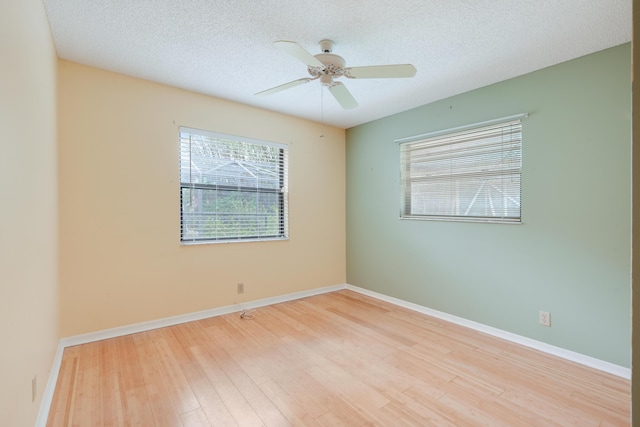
[180,236,289,246]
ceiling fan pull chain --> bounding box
[320,85,325,138]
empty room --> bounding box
[1,0,636,426]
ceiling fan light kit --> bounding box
[256,39,417,110]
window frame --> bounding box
[397,114,526,224]
[179,127,289,244]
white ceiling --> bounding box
[42,0,631,129]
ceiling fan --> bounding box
[255,39,417,109]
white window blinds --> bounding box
[400,117,523,223]
[180,127,288,243]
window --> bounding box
[399,116,523,223]
[180,127,288,243]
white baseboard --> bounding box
[35,283,344,426]
[37,282,630,425]
[345,284,631,379]
[35,341,65,427]
[59,283,345,348]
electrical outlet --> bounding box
[32,375,37,402]
[539,311,551,327]
[237,283,244,294]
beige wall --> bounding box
[0,0,59,425]
[58,61,346,337]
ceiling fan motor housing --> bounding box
[308,39,346,84]
[308,52,346,84]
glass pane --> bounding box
[410,174,520,218]
[181,188,282,240]
[181,135,282,190]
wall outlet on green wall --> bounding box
[539,311,551,327]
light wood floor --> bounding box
[47,290,630,426]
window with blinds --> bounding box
[399,117,523,223]
[180,127,288,243]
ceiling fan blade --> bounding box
[346,64,417,79]
[255,78,313,96]
[328,82,358,109]
[274,40,324,67]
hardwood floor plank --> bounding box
[190,345,264,427]
[163,323,240,426]
[47,290,630,426]
[144,330,201,414]
[46,353,78,427]
[120,385,156,426]
[70,342,101,426]
[255,377,322,426]
[567,390,630,425]
[483,393,570,427]
[195,327,291,427]
[180,408,211,427]
[130,332,184,426]
[392,386,460,425]
[114,335,144,391]
[380,400,456,427]
[99,373,125,427]
[99,340,125,426]
[497,387,600,427]
[247,345,330,419]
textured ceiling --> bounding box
[42,0,631,129]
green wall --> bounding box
[346,44,631,367]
